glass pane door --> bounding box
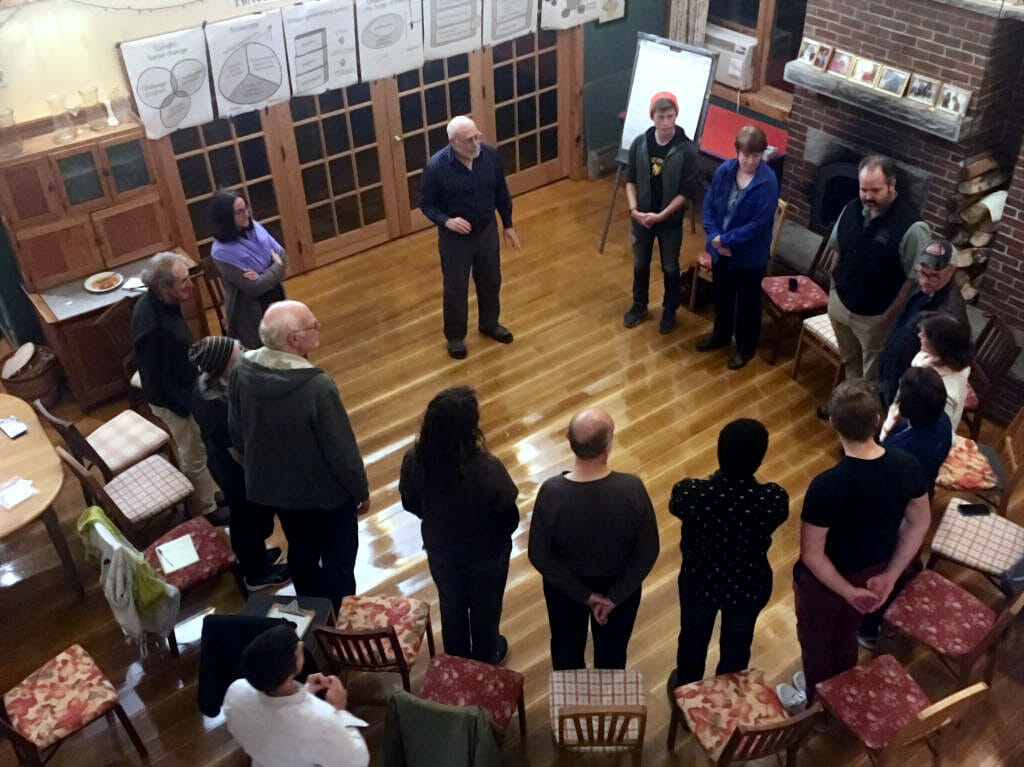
[168,112,287,260]
[103,139,152,195]
[53,148,110,209]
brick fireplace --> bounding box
[781,0,1024,422]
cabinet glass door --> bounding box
[103,138,152,196]
[52,147,111,209]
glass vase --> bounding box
[80,86,107,132]
[47,94,76,144]
[0,108,22,157]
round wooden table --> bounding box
[0,393,83,598]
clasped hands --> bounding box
[630,208,665,230]
[587,593,616,625]
[306,672,348,710]
[710,235,732,257]
[845,572,897,614]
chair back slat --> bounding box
[557,704,646,750]
[313,625,407,674]
[94,297,141,394]
[971,317,1019,400]
[770,199,790,260]
[879,683,986,759]
[200,256,228,335]
[719,703,822,763]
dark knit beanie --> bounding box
[188,336,236,380]
[717,418,769,477]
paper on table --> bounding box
[266,603,315,638]
[122,277,145,290]
[155,534,200,573]
[0,477,37,510]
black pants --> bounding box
[206,450,274,579]
[675,582,764,685]
[543,577,642,670]
[439,220,502,341]
[275,503,358,609]
[631,221,682,311]
[710,261,764,357]
[427,543,511,663]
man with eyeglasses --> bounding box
[420,115,521,360]
[229,300,369,608]
[877,239,967,408]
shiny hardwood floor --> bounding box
[1,176,1023,767]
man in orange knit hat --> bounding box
[623,91,699,334]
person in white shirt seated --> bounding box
[223,624,369,767]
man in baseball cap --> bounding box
[877,238,968,407]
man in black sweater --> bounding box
[528,408,659,670]
[229,300,369,608]
[132,251,218,516]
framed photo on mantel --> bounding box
[906,73,941,107]
[849,57,881,87]
[937,84,972,118]
[826,49,854,77]
[876,66,910,97]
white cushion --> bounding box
[803,313,838,351]
[87,410,170,474]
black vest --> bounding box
[833,197,918,316]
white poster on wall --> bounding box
[423,0,481,61]
[282,0,359,96]
[355,0,424,81]
[482,0,537,46]
[205,10,291,117]
[540,0,599,30]
[120,27,214,139]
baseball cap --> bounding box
[918,239,955,270]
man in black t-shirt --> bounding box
[623,92,699,334]
[793,380,930,704]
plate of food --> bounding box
[84,271,124,293]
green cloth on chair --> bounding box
[383,687,502,767]
[76,505,167,611]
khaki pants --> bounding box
[827,290,893,383]
[150,405,219,515]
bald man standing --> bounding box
[528,409,659,669]
[229,300,369,608]
[420,115,521,360]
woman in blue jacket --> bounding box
[698,126,780,369]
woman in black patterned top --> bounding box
[668,418,789,687]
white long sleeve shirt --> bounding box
[223,679,369,767]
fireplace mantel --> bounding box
[937,0,1024,19]
[784,62,976,143]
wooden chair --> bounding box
[199,255,228,335]
[689,199,789,311]
[33,398,173,482]
[0,644,148,765]
[57,446,192,546]
[93,297,145,411]
[792,312,845,390]
[419,653,527,736]
[314,594,435,693]
[958,406,1024,516]
[549,669,646,766]
[761,235,836,364]
[883,570,1024,690]
[962,316,1019,441]
[926,498,1024,591]
[817,654,986,766]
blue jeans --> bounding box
[631,221,682,311]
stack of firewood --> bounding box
[948,151,1011,303]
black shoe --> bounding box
[244,564,292,591]
[447,340,467,359]
[816,404,830,420]
[493,634,509,666]
[204,507,231,527]
[695,334,729,352]
[666,668,681,698]
[265,546,283,566]
[856,629,879,651]
[480,324,514,343]
[659,309,677,334]
[728,351,752,370]
[623,303,648,328]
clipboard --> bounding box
[267,599,317,638]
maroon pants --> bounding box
[793,560,885,702]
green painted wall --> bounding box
[582,3,667,156]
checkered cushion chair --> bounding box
[792,313,845,389]
[419,653,526,733]
[549,669,646,757]
[928,497,1024,580]
[104,455,193,524]
[0,644,147,763]
[85,410,170,476]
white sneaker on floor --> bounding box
[793,670,806,696]
[776,682,807,715]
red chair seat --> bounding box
[2,645,119,749]
[143,516,236,591]
[884,570,996,657]
[761,275,828,313]
[419,654,524,729]
[816,654,930,751]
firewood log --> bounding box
[961,151,999,179]
[957,169,1010,195]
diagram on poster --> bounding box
[540,0,600,30]
[120,26,214,139]
[356,0,424,81]
[482,0,537,46]
[424,0,481,61]
[283,0,358,96]
[206,10,291,117]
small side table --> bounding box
[241,594,335,657]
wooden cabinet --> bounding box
[99,136,157,201]
[0,158,62,225]
[14,215,105,290]
[49,144,113,213]
[92,193,173,267]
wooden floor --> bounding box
[1,176,1023,767]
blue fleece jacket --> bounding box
[702,159,779,269]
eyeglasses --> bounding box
[915,266,944,280]
[233,202,250,215]
[293,319,321,334]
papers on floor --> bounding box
[0,477,37,510]
[155,534,200,573]
[267,600,316,638]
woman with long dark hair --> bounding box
[210,189,287,349]
[399,386,520,664]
